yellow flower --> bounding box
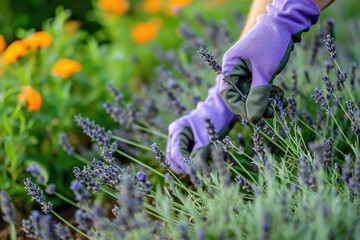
[25,31,53,51]
[2,40,28,64]
[131,18,162,44]
[143,0,162,14]
[17,85,42,112]
[0,35,6,52]
[99,0,130,15]
[52,58,82,78]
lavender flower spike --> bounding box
[24,178,53,213]
[151,143,169,169]
[75,114,112,146]
[58,133,75,155]
[0,191,17,224]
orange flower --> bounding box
[52,58,82,78]
[25,31,53,51]
[166,0,192,15]
[17,85,42,112]
[2,40,28,64]
[131,18,162,44]
[143,0,162,14]
[0,35,6,52]
[99,0,130,15]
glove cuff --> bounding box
[266,0,320,33]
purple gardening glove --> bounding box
[220,0,320,122]
[166,75,236,174]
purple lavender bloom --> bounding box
[24,178,53,213]
[91,159,121,188]
[70,180,91,207]
[45,184,56,195]
[324,34,337,59]
[55,223,71,240]
[136,171,146,183]
[234,176,252,192]
[75,209,93,233]
[26,163,44,184]
[58,133,75,155]
[39,215,58,240]
[75,114,112,146]
[311,86,332,113]
[0,191,17,224]
[151,143,169,169]
[22,210,41,239]
[73,166,100,192]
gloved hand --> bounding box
[220,0,320,122]
[166,75,235,174]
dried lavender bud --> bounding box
[75,209,93,232]
[45,184,56,195]
[234,176,252,192]
[55,223,71,240]
[58,133,75,155]
[70,180,91,207]
[205,118,218,142]
[322,137,334,167]
[73,166,100,192]
[211,144,231,186]
[198,46,222,74]
[24,178,53,213]
[151,143,169,169]
[350,62,357,88]
[75,114,112,146]
[39,215,58,240]
[311,86,332,113]
[0,191,17,224]
[324,34,337,59]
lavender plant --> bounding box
[2,14,360,240]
